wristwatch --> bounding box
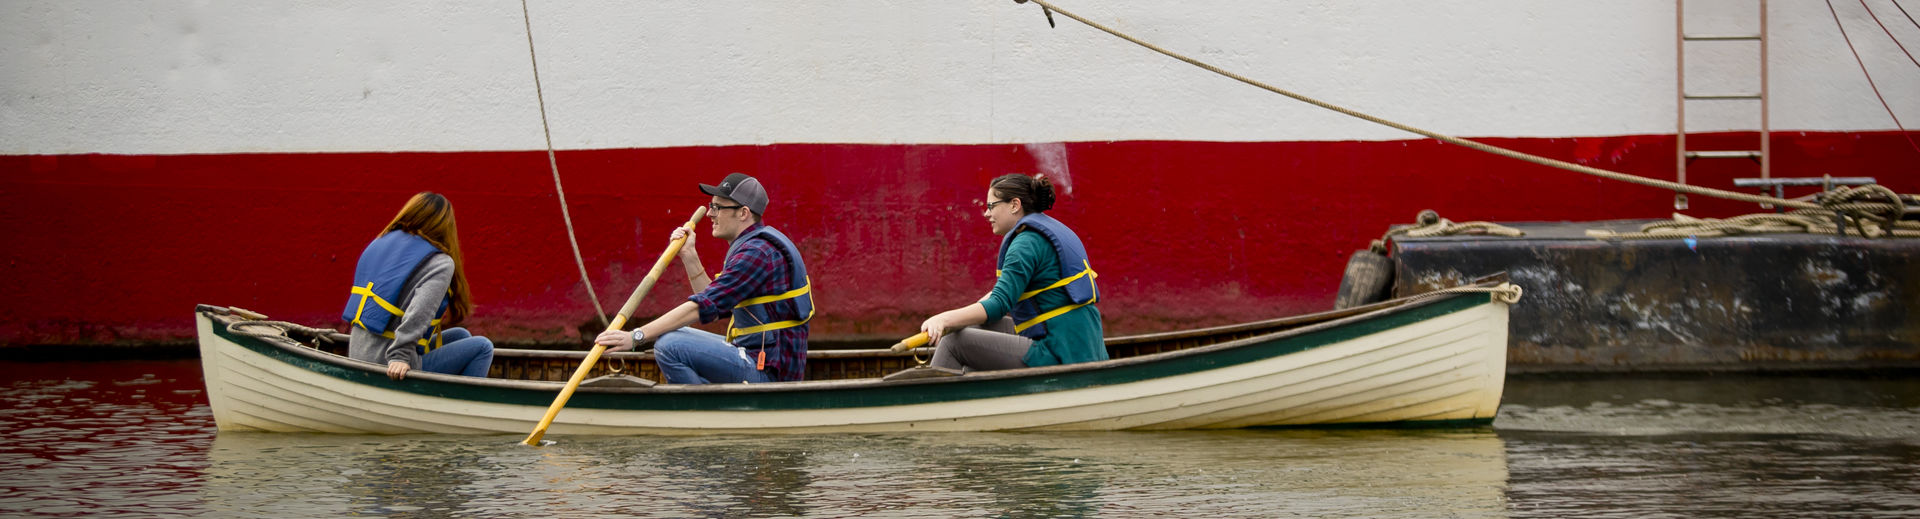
[630,328,647,345]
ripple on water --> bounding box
[3,361,1919,517]
[1497,376,1920,439]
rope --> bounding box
[1861,0,1920,69]
[202,305,349,347]
[1393,209,1526,239]
[1828,0,1920,157]
[1586,185,1920,239]
[1018,0,1849,211]
[227,320,348,347]
[1370,210,1523,253]
[1405,221,1522,238]
[521,0,610,327]
[1409,282,1524,305]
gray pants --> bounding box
[929,317,1032,372]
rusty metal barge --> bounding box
[1353,215,1919,373]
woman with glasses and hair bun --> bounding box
[343,192,494,380]
[915,173,1106,373]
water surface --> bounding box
[1,360,1915,517]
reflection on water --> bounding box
[203,429,1509,517]
[1498,376,1920,437]
[1503,432,1920,518]
[2,361,1917,517]
[0,361,211,517]
[1497,375,1920,518]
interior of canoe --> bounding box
[205,295,1419,384]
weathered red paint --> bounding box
[2,131,1915,345]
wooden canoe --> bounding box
[194,282,1515,435]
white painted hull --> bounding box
[197,295,1509,435]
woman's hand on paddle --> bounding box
[595,329,637,353]
[919,315,951,346]
[386,360,411,380]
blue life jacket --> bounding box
[724,225,814,350]
[343,231,451,351]
[996,213,1098,339]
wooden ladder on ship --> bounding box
[1675,0,1770,210]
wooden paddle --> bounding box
[522,206,707,446]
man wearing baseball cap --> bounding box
[593,173,816,384]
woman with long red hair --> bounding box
[342,192,493,380]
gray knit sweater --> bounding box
[348,254,454,368]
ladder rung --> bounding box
[1683,34,1763,41]
[1683,93,1762,101]
[1686,150,1762,159]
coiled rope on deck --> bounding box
[1015,0,1897,213]
[1588,184,1920,239]
[199,304,349,347]
[1367,209,1524,253]
[521,0,610,327]
[228,320,347,347]
[1395,210,1525,239]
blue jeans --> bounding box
[652,327,770,384]
[420,327,494,378]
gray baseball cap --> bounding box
[698,173,769,215]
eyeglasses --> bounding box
[708,202,746,212]
[983,199,1012,210]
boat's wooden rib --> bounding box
[194,279,1515,434]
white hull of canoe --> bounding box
[196,301,1508,435]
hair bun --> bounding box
[1031,174,1056,212]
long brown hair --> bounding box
[379,192,474,325]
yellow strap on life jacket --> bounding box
[1013,294,1097,333]
[735,278,811,307]
[380,318,444,350]
[350,283,407,321]
[726,276,815,341]
[1016,260,1097,302]
[423,326,443,352]
[355,282,452,352]
[999,260,1099,333]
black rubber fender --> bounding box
[1334,248,1394,309]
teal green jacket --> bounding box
[979,232,1106,367]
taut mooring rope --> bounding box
[521,0,610,327]
[1017,0,1836,211]
[1829,0,1920,156]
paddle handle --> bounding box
[889,332,930,352]
[612,207,709,323]
[523,206,707,446]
